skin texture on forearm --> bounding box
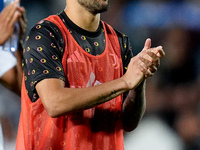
[36,77,131,118]
[36,39,165,119]
[122,80,146,132]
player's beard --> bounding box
[78,0,110,14]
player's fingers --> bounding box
[145,69,154,78]
[138,60,154,76]
[154,59,160,68]
[139,53,160,75]
[142,38,151,51]
[138,65,154,79]
[148,65,157,73]
[138,64,146,74]
[147,50,159,60]
[139,58,157,74]
[157,49,165,58]
[139,55,152,67]
[152,46,165,58]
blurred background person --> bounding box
[0,0,26,149]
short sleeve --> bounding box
[115,29,134,75]
[23,20,65,102]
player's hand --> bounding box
[138,38,165,79]
[122,38,165,90]
[0,0,25,45]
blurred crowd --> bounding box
[1,0,200,149]
[114,1,200,150]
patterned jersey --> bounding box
[16,11,133,150]
[22,11,133,102]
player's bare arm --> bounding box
[36,38,165,119]
[122,38,165,131]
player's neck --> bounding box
[64,2,100,32]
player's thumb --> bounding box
[142,38,151,51]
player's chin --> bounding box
[92,6,109,14]
[99,0,109,7]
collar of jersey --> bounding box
[60,11,102,38]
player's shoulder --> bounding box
[24,18,64,47]
[102,21,128,38]
[111,28,130,50]
[114,28,129,42]
[28,19,61,36]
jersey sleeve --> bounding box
[23,20,65,102]
[115,30,134,75]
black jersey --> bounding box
[23,11,133,102]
